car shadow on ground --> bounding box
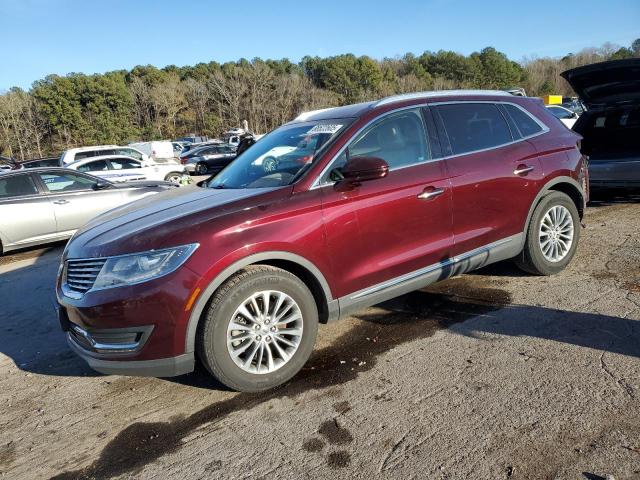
[0,242,99,378]
[171,279,639,391]
[1,250,638,383]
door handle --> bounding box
[417,187,445,200]
[53,199,69,205]
[514,165,534,176]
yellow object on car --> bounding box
[541,95,563,105]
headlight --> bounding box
[93,244,198,290]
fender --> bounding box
[184,251,337,354]
[523,175,584,234]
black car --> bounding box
[182,144,237,175]
[562,58,640,190]
[0,156,19,171]
[20,157,62,169]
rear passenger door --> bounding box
[0,173,57,247]
[319,108,454,298]
[433,102,544,257]
[107,157,147,182]
[75,159,110,177]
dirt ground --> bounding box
[0,194,639,480]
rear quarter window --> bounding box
[503,104,543,138]
[435,103,512,155]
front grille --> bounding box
[65,259,107,294]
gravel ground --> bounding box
[0,194,639,480]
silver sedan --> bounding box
[0,168,178,254]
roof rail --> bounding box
[375,90,512,107]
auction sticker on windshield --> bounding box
[308,124,343,135]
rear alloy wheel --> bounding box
[195,163,209,175]
[538,205,575,262]
[196,265,318,392]
[164,172,183,183]
[516,191,580,275]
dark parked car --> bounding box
[182,144,237,175]
[0,156,19,171]
[562,58,640,190]
[20,157,62,169]
[57,90,587,391]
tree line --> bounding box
[1,39,638,160]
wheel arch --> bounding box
[184,251,337,355]
[524,176,585,233]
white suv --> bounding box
[60,145,150,165]
[66,155,187,183]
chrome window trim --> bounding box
[310,100,549,190]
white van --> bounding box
[129,141,178,164]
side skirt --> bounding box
[336,233,524,319]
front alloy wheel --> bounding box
[197,265,318,392]
[227,291,303,374]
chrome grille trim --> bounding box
[64,258,107,295]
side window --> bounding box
[76,160,109,172]
[38,173,96,192]
[74,151,93,161]
[326,109,429,181]
[117,148,143,161]
[548,106,573,119]
[503,104,543,138]
[436,103,513,155]
[0,175,39,198]
[110,158,141,170]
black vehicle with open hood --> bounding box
[563,58,640,190]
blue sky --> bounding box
[0,0,638,91]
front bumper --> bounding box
[66,332,194,376]
[57,263,202,376]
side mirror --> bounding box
[93,181,111,190]
[339,156,389,185]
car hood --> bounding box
[66,185,281,259]
[561,58,640,107]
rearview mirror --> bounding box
[339,156,389,185]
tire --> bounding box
[262,157,277,173]
[195,163,208,175]
[516,191,580,275]
[196,265,319,392]
[164,172,183,183]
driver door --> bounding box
[318,108,454,301]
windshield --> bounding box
[208,119,353,189]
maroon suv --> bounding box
[57,90,588,391]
